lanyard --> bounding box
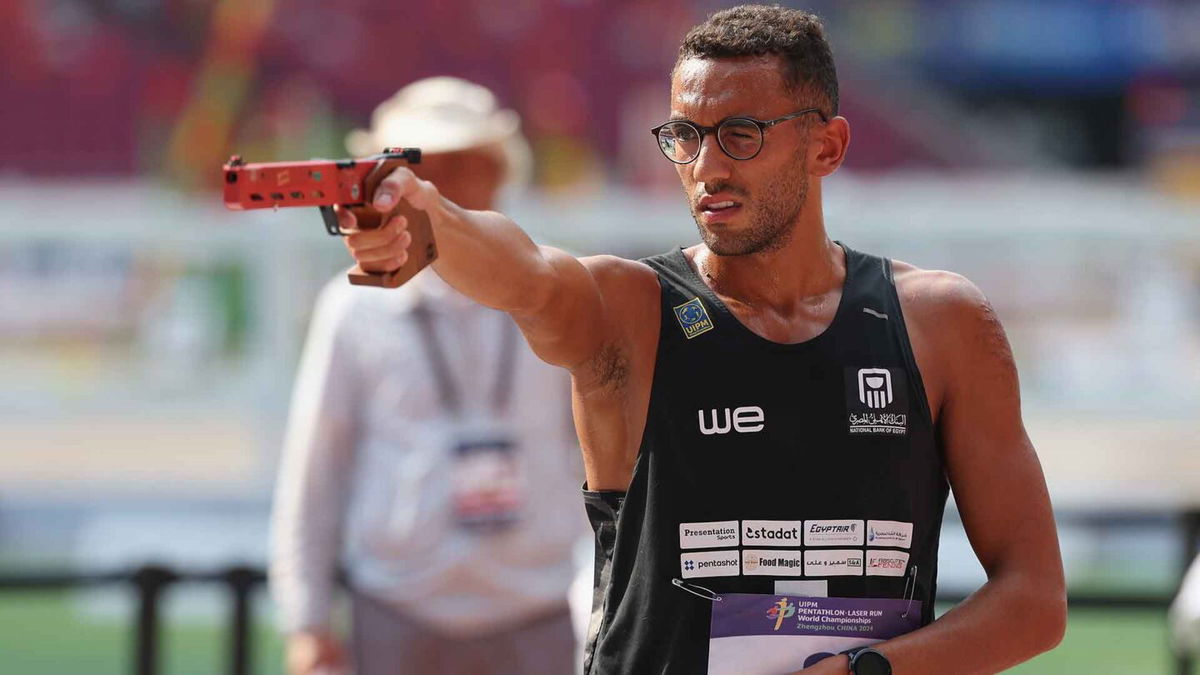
[411,301,518,417]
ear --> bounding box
[808,116,850,178]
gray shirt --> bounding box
[270,271,586,636]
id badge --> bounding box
[450,426,524,531]
[708,594,921,675]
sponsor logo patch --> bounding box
[766,597,797,630]
[867,520,913,549]
[743,549,806,576]
[858,368,893,409]
[673,297,714,339]
[845,367,909,436]
[803,519,865,546]
[804,549,865,577]
[681,549,741,579]
[866,550,910,577]
[743,520,803,546]
[679,520,740,549]
[697,406,765,435]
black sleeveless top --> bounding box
[582,244,948,674]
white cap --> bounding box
[345,76,531,186]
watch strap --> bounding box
[844,646,891,675]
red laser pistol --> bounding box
[222,148,436,288]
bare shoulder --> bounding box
[891,260,998,339]
[578,254,661,320]
[891,260,1016,416]
[580,255,660,295]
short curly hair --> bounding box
[676,4,839,117]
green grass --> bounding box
[0,590,282,675]
[1009,608,1192,675]
[0,593,1195,674]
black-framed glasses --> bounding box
[650,108,828,164]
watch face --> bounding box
[853,650,892,675]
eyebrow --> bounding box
[665,113,765,125]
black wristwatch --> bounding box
[845,646,891,675]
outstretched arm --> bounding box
[338,166,622,370]
[340,167,660,491]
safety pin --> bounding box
[900,565,918,618]
[672,578,723,602]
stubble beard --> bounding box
[692,160,809,257]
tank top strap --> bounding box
[641,248,707,303]
[836,246,936,427]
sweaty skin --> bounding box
[339,55,1066,674]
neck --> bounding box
[691,211,843,315]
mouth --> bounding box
[702,200,738,213]
[697,196,744,223]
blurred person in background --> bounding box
[269,77,585,675]
[335,6,1066,674]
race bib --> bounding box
[708,594,921,675]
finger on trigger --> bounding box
[336,207,357,233]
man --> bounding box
[270,76,584,675]
[338,7,1067,674]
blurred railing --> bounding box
[0,561,1192,675]
[0,564,264,675]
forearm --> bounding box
[425,198,559,314]
[359,169,562,314]
[351,168,623,368]
[862,571,1065,674]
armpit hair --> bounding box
[587,340,630,393]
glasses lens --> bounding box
[657,122,701,163]
[718,119,763,160]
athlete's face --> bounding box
[669,56,822,256]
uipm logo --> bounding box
[857,368,893,410]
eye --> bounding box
[721,121,759,138]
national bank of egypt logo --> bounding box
[766,597,795,631]
[673,297,714,339]
[857,368,893,409]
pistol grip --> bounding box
[346,205,438,288]
[345,158,438,289]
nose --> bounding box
[689,133,732,186]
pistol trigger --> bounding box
[320,206,342,236]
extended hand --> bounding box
[340,165,442,274]
[339,207,412,274]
